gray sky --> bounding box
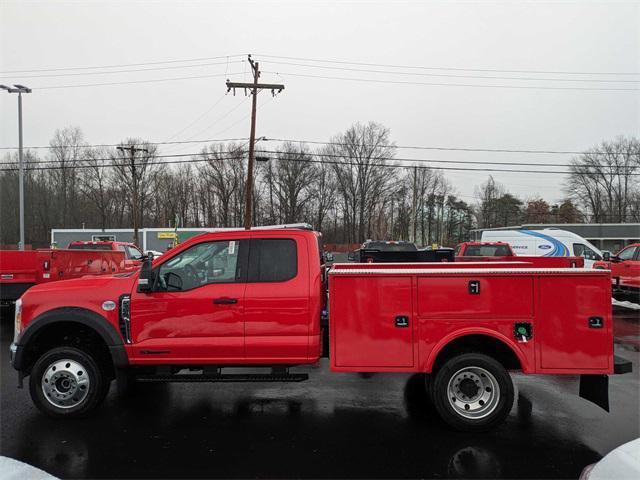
[1,0,638,203]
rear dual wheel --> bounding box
[29,347,110,418]
[429,353,514,431]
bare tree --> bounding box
[565,136,640,222]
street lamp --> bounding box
[1,84,32,250]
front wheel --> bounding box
[29,346,110,418]
[430,353,514,431]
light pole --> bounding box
[1,84,32,250]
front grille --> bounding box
[119,295,131,343]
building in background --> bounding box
[471,223,640,253]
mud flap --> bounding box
[579,375,609,412]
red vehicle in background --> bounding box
[0,248,127,309]
[67,241,144,270]
[594,243,640,300]
[455,241,584,267]
[455,241,514,259]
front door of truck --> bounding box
[612,246,639,285]
[129,239,248,362]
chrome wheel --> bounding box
[447,366,500,420]
[41,359,90,409]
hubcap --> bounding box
[41,359,90,409]
[447,366,500,420]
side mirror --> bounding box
[324,252,334,263]
[602,251,611,261]
[347,252,355,261]
[137,253,155,293]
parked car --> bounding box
[481,228,603,268]
[9,226,632,431]
[593,243,640,300]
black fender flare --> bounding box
[13,307,128,371]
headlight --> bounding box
[13,298,22,343]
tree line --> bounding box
[1,123,638,248]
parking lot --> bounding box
[0,305,637,479]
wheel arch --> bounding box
[14,307,128,374]
[426,329,526,373]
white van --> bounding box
[480,228,604,268]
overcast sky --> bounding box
[1,0,638,203]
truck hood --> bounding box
[26,272,137,294]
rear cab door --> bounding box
[243,232,313,363]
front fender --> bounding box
[13,306,128,371]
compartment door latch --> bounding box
[395,316,409,328]
[588,316,604,329]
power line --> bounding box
[264,71,640,92]
[3,151,640,175]
[0,60,245,80]
[3,135,635,156]
[0,54,247,74]
[257,54,640,76]
[34,71,243,90]
[266,60,640,84]
[0,138,248,151]
[268,138,640,156]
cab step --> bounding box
[136,373,309,383]
[135,367,308,383]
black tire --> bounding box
[29,346,110,418]
[430,353,514,431]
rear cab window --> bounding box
[248,239,297,282]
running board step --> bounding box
[136,373,309,383]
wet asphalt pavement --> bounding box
[1,307,638,479]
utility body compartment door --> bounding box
[331,275,414,368]
[537,275,612,371]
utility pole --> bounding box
[1,84,32,250]
[117,145,149,246]
[226,55,284,229]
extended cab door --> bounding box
[129,239,248,363]
[243,236,311,362]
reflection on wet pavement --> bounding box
[1,307,638,479]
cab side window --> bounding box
[248,239,297,282]
[126,245,142,260]
[618,247,637,261]
[573,243,601,261]
[156,240,244,291]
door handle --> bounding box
[213,297,238,305]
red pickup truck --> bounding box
[9,227,631,431]
[0,248,127,308]
[67,240,144,270]
[455,241,585,267]
[593,243,640,300]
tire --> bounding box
[430,353,514,431]
[29,346,110,418]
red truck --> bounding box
[455,241,585,267]
[9,226,631,431]
[0,248,128,309]
[67,240,144,270]
[593,243,640,300]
